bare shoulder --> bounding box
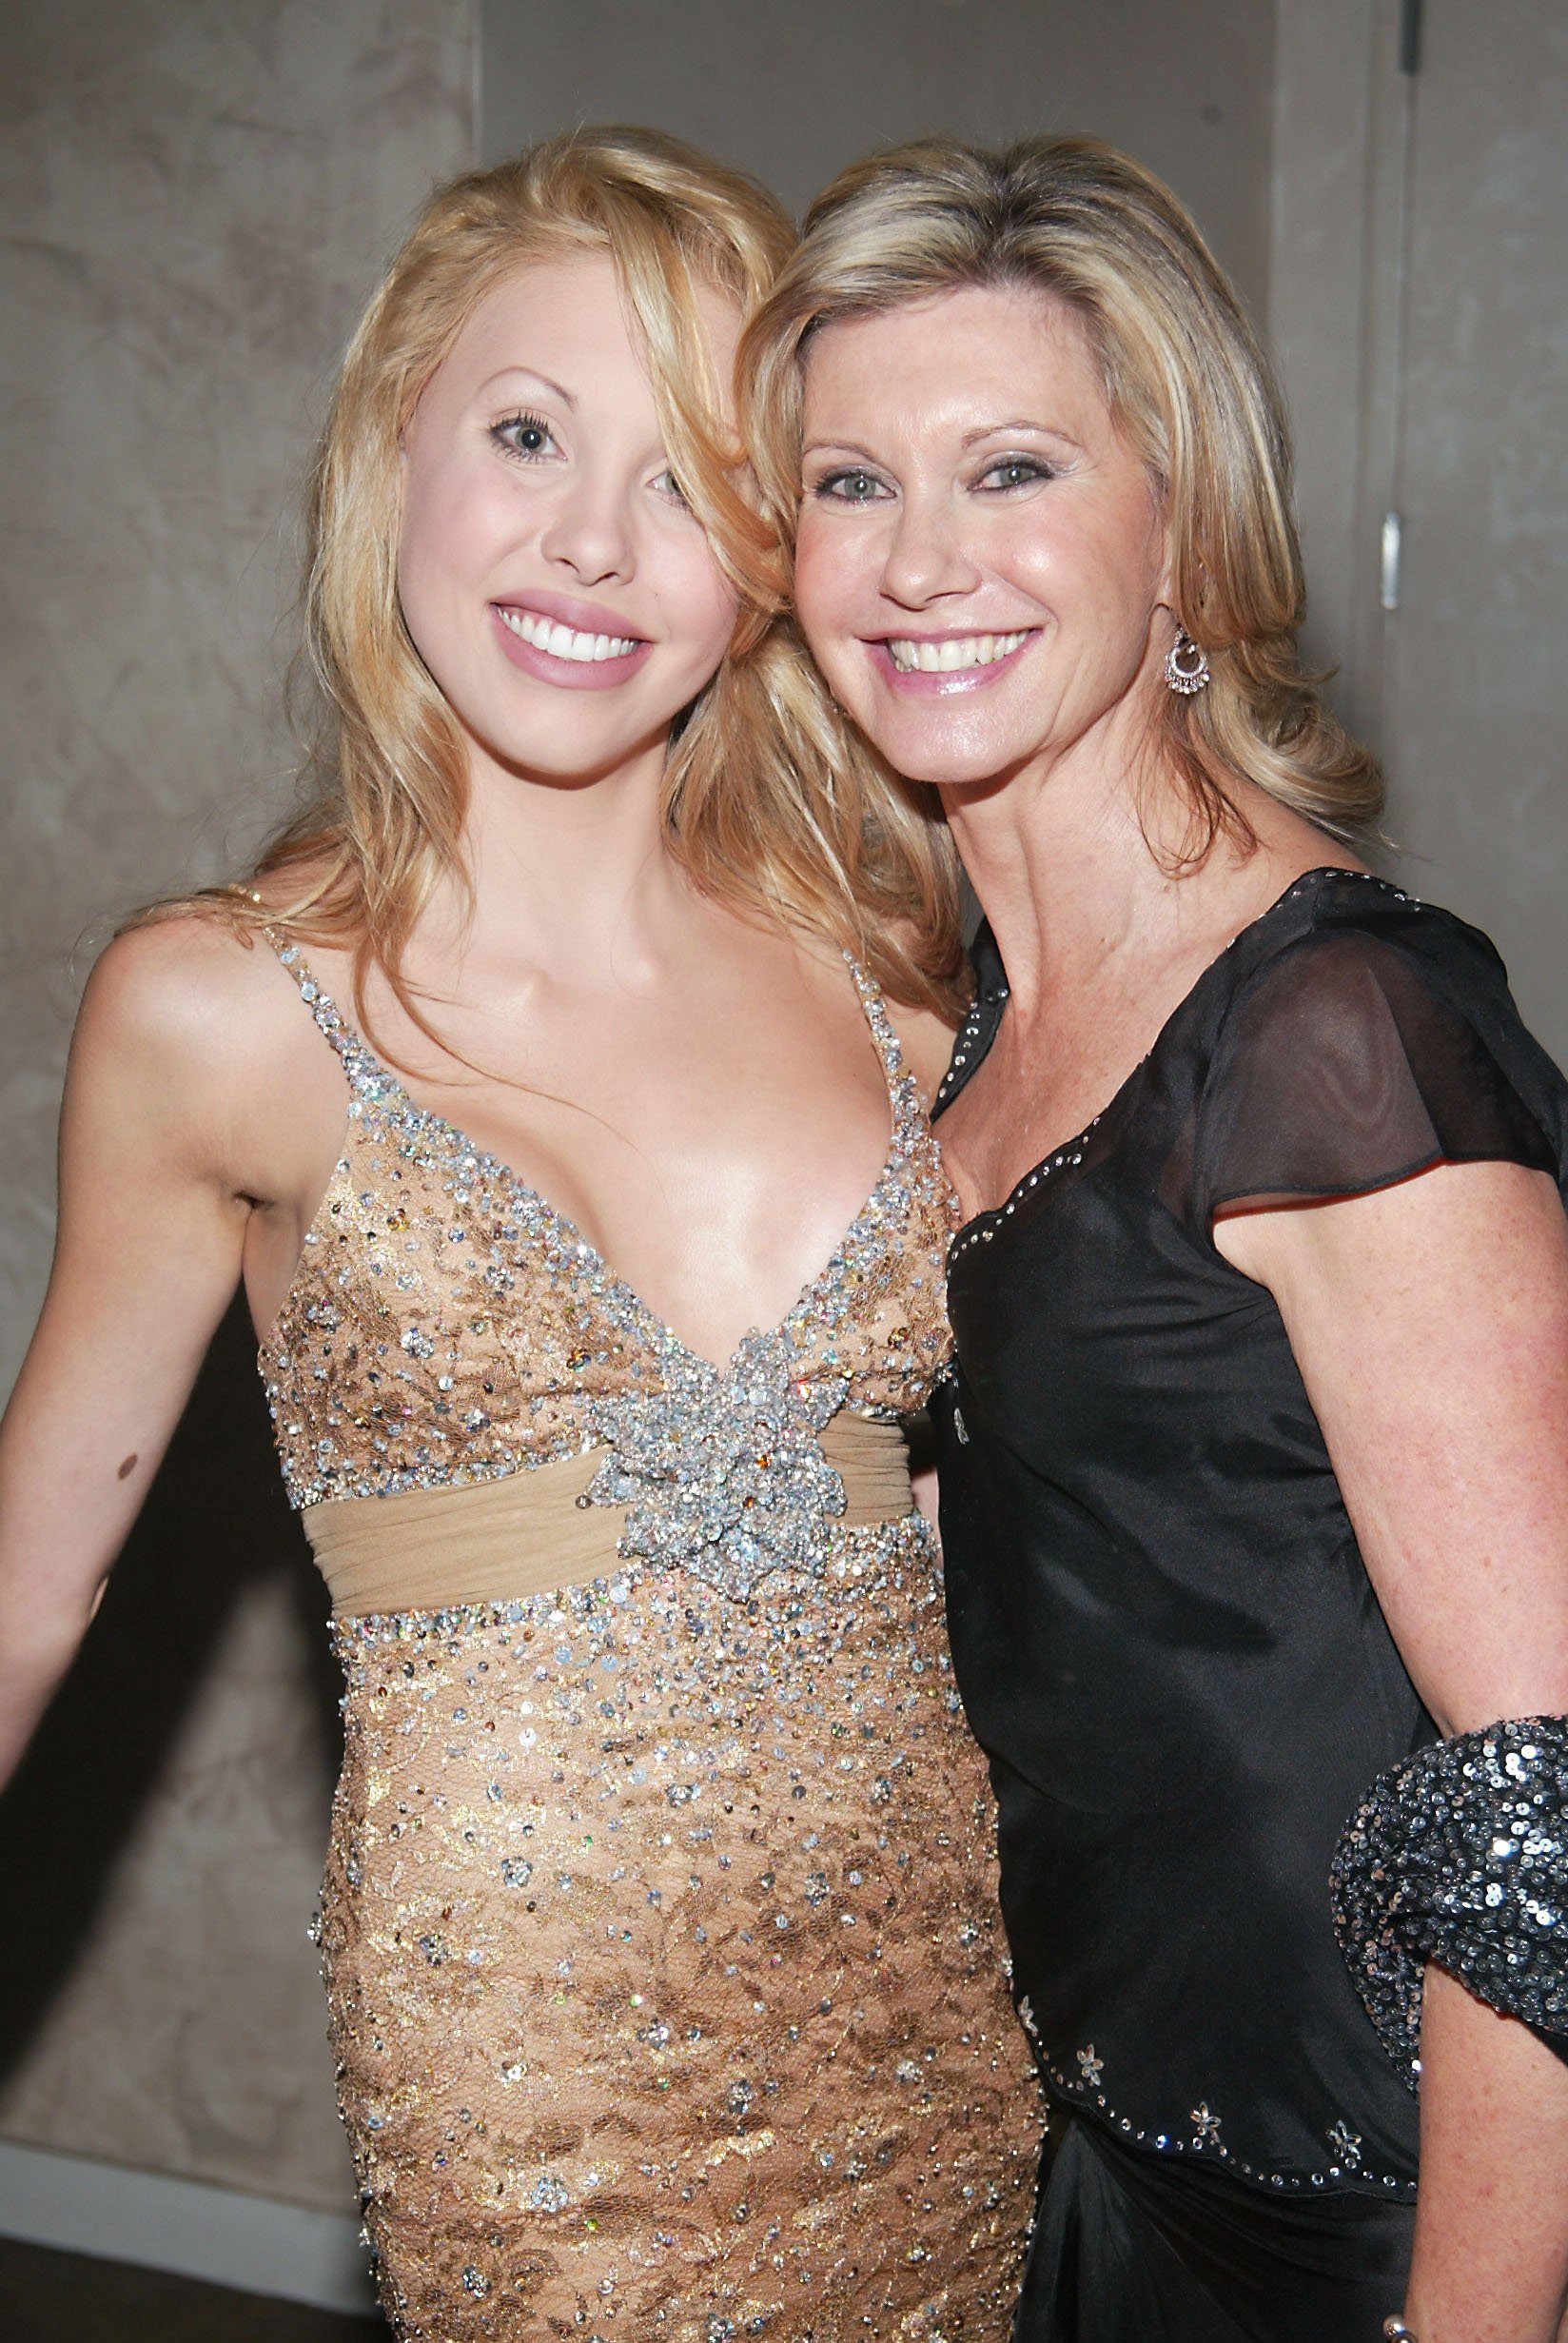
[72,908,345,1193]
[81,909,298,1077]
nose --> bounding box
[538,466,636,588]
[878,487,982,610]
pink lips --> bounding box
[490,592,652,692]
[864,630,1037,697]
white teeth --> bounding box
[886,629,1029,675]
[498,606,640,662]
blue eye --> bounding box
[492,411,556,461]
[814,467,890,504]
[978,456,1054,491]
[652,467,690,509]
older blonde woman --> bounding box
[743,136,1568,2343]
[0,130,1040,2339]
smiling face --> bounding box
[794,281,1172,797]
[397,250,741,792]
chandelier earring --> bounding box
[1164,625,1210,697]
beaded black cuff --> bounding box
[1330,1716,1568,2088]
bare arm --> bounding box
[0,918,331,1787]
[1219,1160,1568,2343]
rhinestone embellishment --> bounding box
[583,1329,849,1595]
[1041,2038,1413,2195]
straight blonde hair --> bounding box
[740,135,1382,855]
[173,128,967,1019]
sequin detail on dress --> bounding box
[1032,2042,1414,2199]
[324,1525,1037,2339]
[583,1329,849,1593]
[258,939,1041,2338]
[1331,1714,1568,2085]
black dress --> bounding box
[931,868,1568,2342]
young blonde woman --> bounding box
[742,137,1568,2343]
[0,131,1040,2339]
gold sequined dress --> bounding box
[259,939,1041,2340]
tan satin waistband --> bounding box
[304,1411,913,1619]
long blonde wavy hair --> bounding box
[192,128,966,1018]
[739,135,1382,853]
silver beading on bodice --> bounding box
[583,1328,850,1597]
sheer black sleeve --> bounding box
[1190,920,1559,1229]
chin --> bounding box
[847,710,1013,794]
[465,705,660,786]
[879,745,962,789]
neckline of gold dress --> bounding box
[263,934,925,1382]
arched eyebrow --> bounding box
[960,419,1080,449]
[474,367,578,408]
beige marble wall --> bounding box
[481,0,1277,321]
[1376,2,1568,1057]
[0,0,476,2209]
[1271,0,1568,1060]
[1267,0,1378,729]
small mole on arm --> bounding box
[117,1453,139,1481]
